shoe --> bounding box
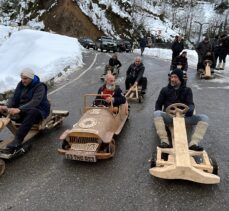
[141,89,146,95]
[6,139,22,153]
[159,142,171,148]
[189,144,203,151]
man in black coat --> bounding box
[153,69,209,151]
[196,37,212,71]
[0,68,50,152]
[171,36,184,62]
[94,73,126,107]
[125,56,147,94]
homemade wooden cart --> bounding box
[58,94,129,162]
[0,109,69,176]
[149,103,220,184]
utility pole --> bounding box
[195,21,208,44]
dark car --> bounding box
[116,39,132,52]
[95,36,117,52]
[79,38,96,49]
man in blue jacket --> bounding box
[153,69,209,151]
[0,68,50,152]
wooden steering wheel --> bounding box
[165,103,189,117]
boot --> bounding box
[154,117,170,148]
[219,62,225,70]
[189,121,208,151]
[6,138,23,153]
[215,62,221,70]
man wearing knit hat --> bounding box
[0,68,50,153]
[153,69,209,151]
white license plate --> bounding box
[65,152,96,162]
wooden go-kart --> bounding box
[125,84,144,103]
[149,103,220,184]
[199,60,214,80]
[0,109,69,176]
[100,65,119,80]
[58,94,129,162]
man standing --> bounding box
[153,69,209,151]
[171,35,184,62]
[0,68,50,152]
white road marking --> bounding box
[48,53,98,96]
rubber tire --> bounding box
[0,159,5,176]
[150,158,156,168]
[209,157,218,175]
[62,139,70,150]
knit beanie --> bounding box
[21,68,35,79]
[171,69,184,83]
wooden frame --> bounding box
[125,85,143,103]
[0,109,69,176]
[149,103,220,184]
[58,94,128,162]
[200,60,214,80]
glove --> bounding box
[185,108,194,117]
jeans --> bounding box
[153,110,209,125]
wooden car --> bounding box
[58,94,129,162]
[200,60,214,80]
[0,109,69,176]
[149,103,220,184]
[125,85,144,103]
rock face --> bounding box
[41,0,103,40]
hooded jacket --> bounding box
[7,75,50,118]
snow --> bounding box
[0,28,83,93]
[0,24,228,95]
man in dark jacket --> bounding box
[0,68,50,152]
[109,54,122,69]
[94,73,126,107]
[125,56,147,94]
[171,36,184,62]
[196,36,212,71]
[153,69,209,151]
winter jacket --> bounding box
[95,85,126,107]
[126,63,145,83]
[196,41,212,56]
[109,58,122,68]
[139,38,147,48]
[172,55,188,71]
[155,83,194,117]
[7,75,50,118]
[171,41,184,56]
[219,37,229,55]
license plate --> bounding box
[65,143,99,162]
[65,151,97,162]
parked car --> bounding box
[116,39,132,52]
[79,37,96,49]
[95,36,117,52]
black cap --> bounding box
[171,69,184,83]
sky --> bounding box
[0,25,228,94]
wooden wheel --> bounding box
[0,159,5,176]
[109,139,116,157]
[166,103,189,117]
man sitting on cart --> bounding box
[0,68,50,153]
[153,69,209,151]
[125,56,147,94]
[94,73,126,107]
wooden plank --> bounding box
[173,117,191,167]
[205,63,211,77]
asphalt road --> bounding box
[0,50,229,211]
